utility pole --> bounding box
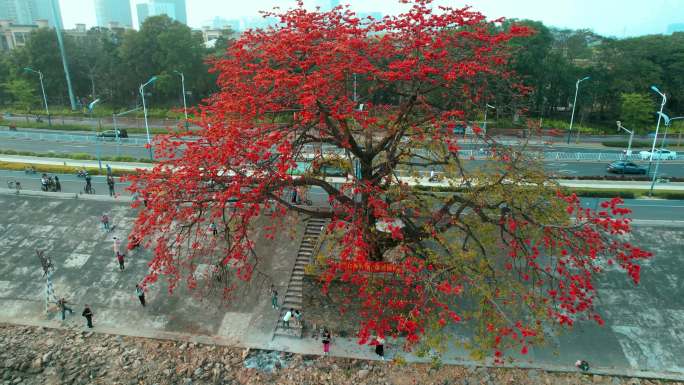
[49,0,77,110]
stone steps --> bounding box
[274,217,329,338]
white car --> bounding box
[639,149,677,160]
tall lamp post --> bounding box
[140,76,158,160]
[616,121,634,157]
[173,70,189,129]
[566,76,590,144]
[649,112,682,196]
[23,67,51,127]
[483,103,495,136]
[647,86,667,174]
[88,99,102,170]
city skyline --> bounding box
[0,0,64,27]
[3,0,681,37]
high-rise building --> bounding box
[136,0,186,28]
[94,0,133,28]
[0,0,63,27]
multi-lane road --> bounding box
[2,128,683,177]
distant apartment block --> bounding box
[0,18,46,51]
[0,0,63,28]
[136,0,186,28]
[0,19,129,52]
[94,0,133,28]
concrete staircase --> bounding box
[274,217,328,338]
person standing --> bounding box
[107,176,115,197]
[101,214,110,231]
[117,252,125,271]
[82,305,94,328]
[54,175,61,192]
[375,336,386,361]
[270,285,278,309]
[135,284,146,307]
[85,174,93,194]
[322,329,331,356]
[293,309,303,328]
[210,222,218,236]
[283,309,293,328]
[106,164,112,177]
[57,297,73,321]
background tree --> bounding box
[2,78,36,114]
[127,1,651,359]
[620,93,656,133]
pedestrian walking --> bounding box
[107,176,115,196]
[113,237,122,254]
[375,336,385,361]
[283,308,293,328]
[210,222,218,236]
[57,297,73,321]
[54,175,61,192]
[117,252,125,271]
[101,214,110,231]
[322,329,331,355]
[293,309,303,328]
[135,284,146,307]
[575,360,590,372]
[270,285,278,309]
[82,305,94,328]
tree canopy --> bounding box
[126,1,652,360]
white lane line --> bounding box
[627,204,684,208]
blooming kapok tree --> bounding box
[126,0,652,359]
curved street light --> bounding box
[23,67,51,127]
[647,86,667,175]
[173,70,189,129]
[140,76,158,160]
[649,111,683,196]
[566,76,590,144]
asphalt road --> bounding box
[2,133,684,177]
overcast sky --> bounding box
[59,0,683,37]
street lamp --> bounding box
[616,121,635,157]
[566,76,590,144]
[173,70,189,129]
[647,85,667,174]
[88,99,102,170]
[139,76,158,160]
[23,67,51,127]
[649,112,683,196]
[483,103,495,136]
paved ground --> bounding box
[0,192,683,380]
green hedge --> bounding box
[0,149,154,163]
[0,161,134,176]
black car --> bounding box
[97,129,128,138]
[606,161,647,174]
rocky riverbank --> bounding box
[0,323,675,385]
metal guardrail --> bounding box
[0,130,150,145]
